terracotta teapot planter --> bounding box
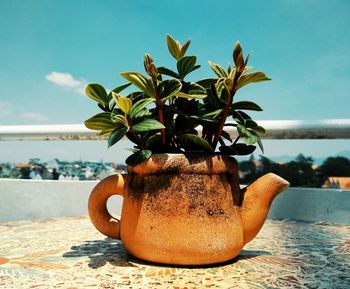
[88,154,289,265]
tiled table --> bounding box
[0,216,349,289]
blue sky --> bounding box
[0,0,349,162]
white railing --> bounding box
[1,119,350,223]
[0,119,350,141]
[1,176,349,224]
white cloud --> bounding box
[46,72,81,88]
[0,101,49,124]
[20,112,49,122]
[45,71,87,95]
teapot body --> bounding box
[121,157,244,265]
[88,154,289,265]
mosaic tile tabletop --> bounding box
[0,216,349,289]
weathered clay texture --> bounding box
[88,153,289,265]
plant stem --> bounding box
[126,130,145,149]
[153,80,166,146]
[212,71,242,150]
[212,91,236,149]
[126,116,146,149]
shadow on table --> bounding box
[62,238,136,269]
[63,239,271,269]
[188,250,272,269]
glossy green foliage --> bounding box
[84,35,270,166]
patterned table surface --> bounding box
[0,216,349,289]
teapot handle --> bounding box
[88,174,126,239]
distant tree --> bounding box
[238,154,348,188]
[19,167,31,179]
[319,157,350,177]
[240,160,256,173]
[116,164,128,171]
[29,160,50,179]
[256,154,321,188]
[284,154,321,187]
[259,156,274,174]
[239,155,258,184]
[52,168,59,180]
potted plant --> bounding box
[85,35,289,265]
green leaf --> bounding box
[196,78,217,89]
[232,101,263,111]
[237,124,258,145]
[189,64,201,73]
[190,115,218,123]
[245,119,258,128]
[85,83,109,105]
[125,131,142,145]
[180,39,191,57]
[111,92,132,115]
[160,79,182,101]
[144,53,158,80]
[208,61,228,78]
[179,134,214,152]
[130,98,154,119]
[112,83,132,94]
[177,56,197,79]
[236,71,271,90]
[245,52,251,66]
[219,145,235,155]
[219,144,256,155]
[108,126,128,148]
[206,83,225,107]
[157,67,180,78]
[107,83,132,103]
[84,112,116,131]
[166,34,181,60]
[167,106,189,119]
[224,77,233,92]
[253,125,266,134]
[98,128,115,136]
[120,72,155,98]
[175,91,207,99]
[233,41,244,71]
[175,82,207,99]
[231,111,244,124]
[132,119,165,133]
[145,134,162,149]
[237,123,248,137]
[249,130,264,152]
[228,67,237,82]
[238,110,252,120]
[221,130,232,142]
[132,109,152,119]
[113,114,128,126]
[128,91,145,103]
[215,78,229,100]
[231,110,252,123]
[245,119,266,134]
[202,108,222,118]
[126,149,152,166]
[257,135,264,152]
[234,144,257,155]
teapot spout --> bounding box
[241,173,289,244]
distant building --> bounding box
[322,177,350,189]
[1,158,127,180]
